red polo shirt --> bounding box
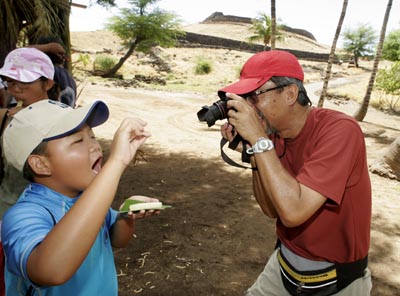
[274,108,371,263]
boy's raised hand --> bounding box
[109,118,151,167]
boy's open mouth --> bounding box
[92,157,102,174]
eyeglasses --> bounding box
[245,84,289,104]
[3,78,41,89]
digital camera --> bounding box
[197,96,230,127]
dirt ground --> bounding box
[71,29,400,295]
[75,83,399,296]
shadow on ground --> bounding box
[97,138,399,296]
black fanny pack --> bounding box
[277,248,368,296]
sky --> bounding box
[70,0,400,46]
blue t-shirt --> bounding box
[1,183,118,296]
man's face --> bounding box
[246,81,289,132]
[41,124,103,197]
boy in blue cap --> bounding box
[1,99,158,295]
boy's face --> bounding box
[41,124,103,197]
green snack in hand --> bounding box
[120,199,172,212]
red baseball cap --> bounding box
[218,50,304,97]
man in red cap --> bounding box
[220,50,372,295]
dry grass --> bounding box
[70,26,398,112]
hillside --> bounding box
[70,23,354,96]
[71,22,330,54]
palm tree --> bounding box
[353,0,393,121]
[0,0,115,68]
[0,0,69,65]
[248,12,283,50]
[270,0,276,50]
[103,0,184,78]
[317,0,348,107]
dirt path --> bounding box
[78,81,400,295]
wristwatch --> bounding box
[246,137,274,154]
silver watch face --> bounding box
[256,138,273,151]
[258,139,270,150]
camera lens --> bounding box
[197,100,228,127]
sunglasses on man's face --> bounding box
[245,84,289,104]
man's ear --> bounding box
[285,84,299,106]
[27,155,52,176]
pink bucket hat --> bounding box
[218,50,304,97]
[0,47,54,82]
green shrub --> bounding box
[93,55,117,72]
[376,62,400,95]
[77,54,90,67]
[375,62,400,111]
[194,58,212,75]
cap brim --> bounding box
[45,101,109,141]
[218,77,269,98]
[0,71,42,83]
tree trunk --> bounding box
[317,0,348,107]
[58,0,72,71]
[270,0,276,50]
[0,1,26,66]
[370,135,400,181]
[354,51,359,68]
[353,0,393,121]
[0,0,72,68]
[102,38,142,78]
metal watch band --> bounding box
[246,137,274,154]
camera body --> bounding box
[197,95,230,127]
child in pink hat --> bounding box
[0,47,56,112]
[0,48,65,296]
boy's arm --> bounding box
[26,118,150,286]
[110,217,135,248]
[27,160,126,286]
[110,196,160,248]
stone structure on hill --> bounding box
[178,12,336,63]
[201,12,316,42]
[202,12,252,25]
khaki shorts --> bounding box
[245,249,372,296]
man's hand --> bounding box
[221,93,267,145]
[224,93,268,145]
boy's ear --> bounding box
[27,155,52,176]
[285,84,299,106]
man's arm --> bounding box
[28,43,65,57]
[224,94,327,228]
[250,149,326,227]
[250,157,278,218]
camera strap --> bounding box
[220,136,256,170]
